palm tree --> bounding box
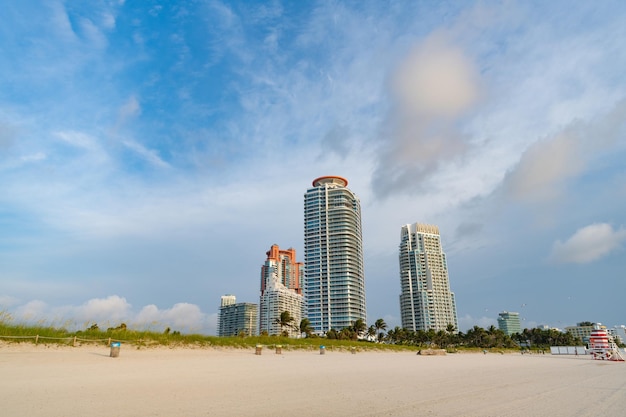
[374,318,387,342]
[367,325,376,341]
[445,324,457,347]
[351,318,367,339]
[274,311,295,336]
[299,318,313,338]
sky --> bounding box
[1,0,625,335]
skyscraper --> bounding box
[304,176,366,335]
[259,244,304,337]
[398,223,458,332]
[497,311,521,336]
[260,244,303,296]
[259,274,303,337]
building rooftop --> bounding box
[312,175,348,187]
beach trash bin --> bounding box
[320,345,325,355]
[110,342,121,358]
[275,345,282,354]
[351,347,356,354]
[255,344,262,355]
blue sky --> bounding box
[1,0,625,334]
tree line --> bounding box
[381,324,582,349]
[270,311,590,349]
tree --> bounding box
[351,319,367,339]
[299,318,313,338]
[374,318,387,342]
[274,311,295,336]
[367,325,376,341]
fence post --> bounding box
[108,337,111,346]
[73,336,77,347]
[35,335,39,344]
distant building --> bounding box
[304,176,366,335]
[259,274,303,337]
[220,294,236,308]
[260,244,303,295]
[497,311,521,336]
[259,244,304,337]
[610,325,626,345]
[218,295,258,337]
[398,223,458,332]
[565,322,600,345]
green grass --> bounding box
[0,315,417,351]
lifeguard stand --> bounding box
[589,327,624,362]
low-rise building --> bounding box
[218,295,258,337]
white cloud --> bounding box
[392,32,480,120]
[20,152,47,163]
[505,127,585,202]
[14,300,49,321]
[0,295,20,308]
[550,223,626,264]
[7,296,212,334]
[135,303,207,332]
[122,140,169,168]
[372,31,482,198]
[119,95,141,121]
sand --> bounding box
[2,343,625,417]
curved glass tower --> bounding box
[304,176,366,335]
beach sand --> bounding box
[2,343,625,416]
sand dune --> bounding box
[2,343,625,417]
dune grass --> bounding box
[0,314,416,351]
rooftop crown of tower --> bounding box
[312,175,348,187]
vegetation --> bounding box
[298,318,313,338]
[0,312,583,352]
[384,324,581,350]
[274,311,295,336]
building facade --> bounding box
[497,311,522,336]
[398,223,458,332]
[565,322,601,345]
[259,274,304,337]
[259,244,304,337]
[218,295,258,337]
[304,176,366,335]
[260,244,303,296]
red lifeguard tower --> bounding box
[589,327,624,361]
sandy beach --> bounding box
[1,343,625,417]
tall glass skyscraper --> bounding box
[399,223,458,332]
[304,176,366,335]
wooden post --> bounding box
[73,336,77,347]
[35,335,39,344]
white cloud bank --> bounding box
[4,295,215,334]
[550,223,626,264]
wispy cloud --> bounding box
[503,99,626,204]
[372,31,482,198]
[550,223,626,264]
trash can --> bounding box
[275,345,282,355]
[320,345,325,355]
[110,342,121,358]
[350,347,356,354]
[255,344,262,355]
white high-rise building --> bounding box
[218,295,258,337]
[259,244,304,337]
[259,274,303,337]
[304,176,366,335]
[399,223,458,332]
